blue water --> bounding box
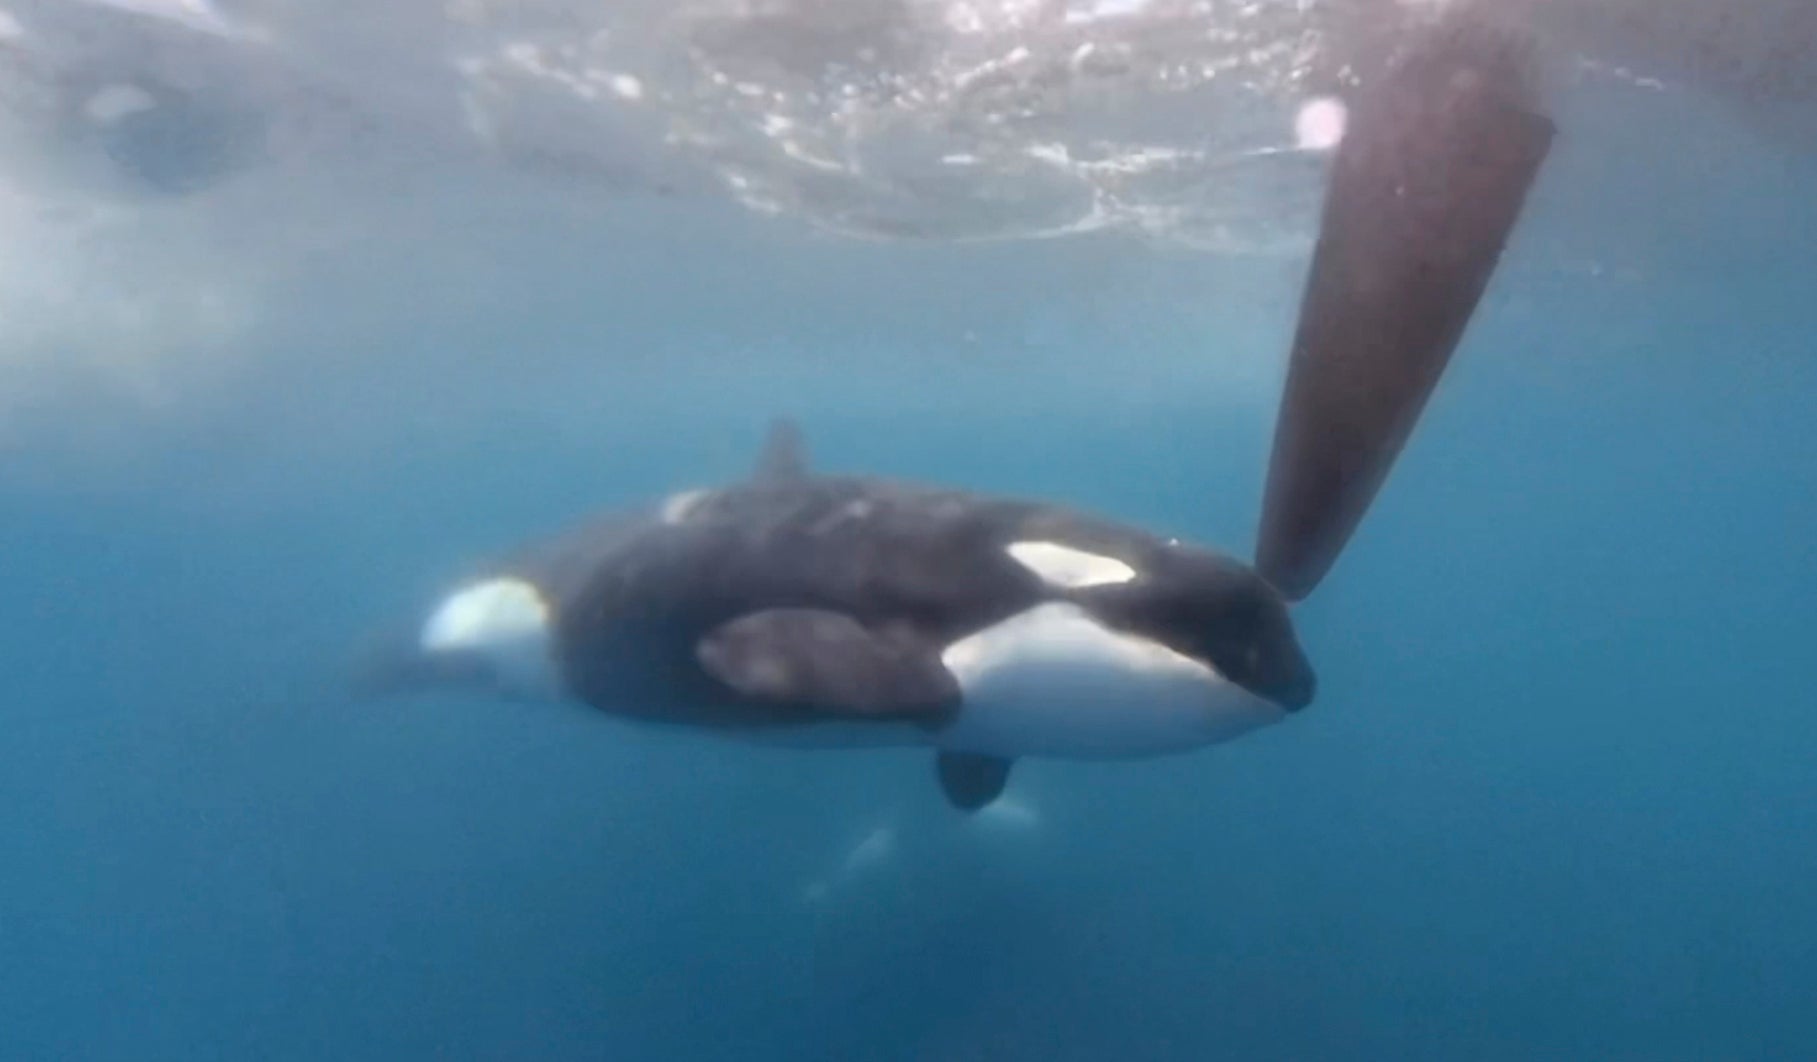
[5,99,1817,1062]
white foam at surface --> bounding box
[1065,0,1152,25]
[0,0,1732,479]
[83,84,157,125]
[66,0,243,38]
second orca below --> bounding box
[354,420,1315,812]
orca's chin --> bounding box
[1272,667,1316,713]
[1226,633,1316,714]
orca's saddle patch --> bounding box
[696,608,960,719]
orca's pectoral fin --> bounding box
[1255,7,1555,602]
[696,608,958,719]
[935,751,1014,812]
[752,418,809,483]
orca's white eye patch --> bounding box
[1005,540,1137,589]
[420,578,551,652]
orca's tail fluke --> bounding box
[1256,8,1556,602]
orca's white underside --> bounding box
[738,601,1287,760]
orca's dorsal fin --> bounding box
[753,418,809,483]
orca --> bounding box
[354,421,1314,812]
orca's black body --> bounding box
[553,450,1315,730]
